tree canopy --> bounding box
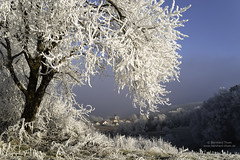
[0,0,190,123]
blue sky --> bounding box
[74,0,240,117]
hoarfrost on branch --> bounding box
[0,0,190,116]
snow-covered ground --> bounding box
[0,102,239,160]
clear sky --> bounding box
[74,0,240,117]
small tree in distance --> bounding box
[0,0,190,127]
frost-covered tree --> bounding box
[190,86,240,145]
[0,0,190,124]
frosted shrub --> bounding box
[0,93,115,159]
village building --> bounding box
[113,114,119,126]
[102,120,109,126]
[95,122,100,126]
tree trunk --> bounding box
[21,72,55,119]
[20,95,42,133]
[20,70,55,133]
[21,94,43,123]
[20,57,55,134]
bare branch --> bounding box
[105,0,126,20]
[0,41,7,49]
[66,72,82,83]
[0,49,4,58]
[12,51,26,60]
[36,70,55,97]
[4,38,27,95]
